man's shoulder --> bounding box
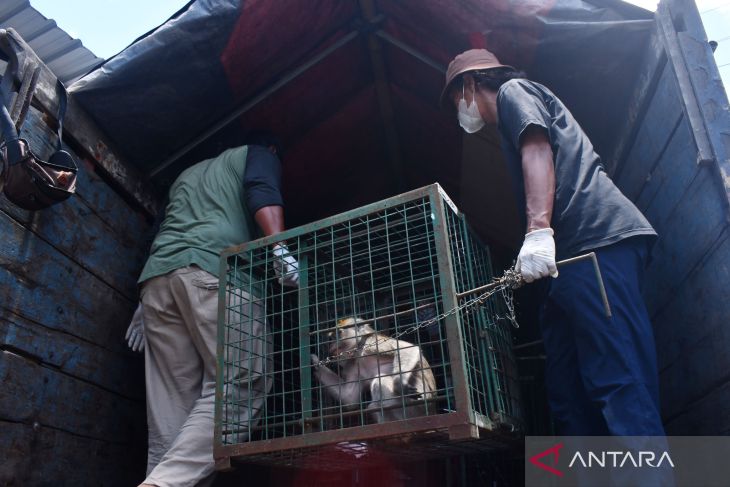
[205,145,249,174]
[498,78,549,101]
[172,146,248,185]
[218,145,249,163]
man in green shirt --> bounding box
[126,133,298,487]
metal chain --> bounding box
[314,267,523,366]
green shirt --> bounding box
[138,146,253,283]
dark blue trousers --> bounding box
[539,237,665,436]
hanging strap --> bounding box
[0,64,22,165]
[46,79,77,171]
[12,65,40,131]
[54,79,67,151]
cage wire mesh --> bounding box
[444,208,522,427]
[215,184,522,469]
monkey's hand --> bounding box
[310,354,326,380]
[310,354,343,389]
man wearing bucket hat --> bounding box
[442,49,664,436]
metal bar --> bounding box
[512,339,543,350]
[216,411,462,459]
[298,254,312,433]
[403,205,430,416]
[148,30,360,177]
[456,252,612,317]
[459,214,491,417]
[375,30,446,74]
[380,205,397,420]
[226,394,450,433]
[454,280,502,300]
[214,252,230,452]
[309,300,435,335]
[586,252,613,318]
[555,252,597,267]
[554,252,612,318]
[431,189,474,428]
[221,184,445,259]
[474,229,509,416]
[422,197,452,412]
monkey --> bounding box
[310,317,437,423]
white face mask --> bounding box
[457,85,485,134]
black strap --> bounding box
[55,79,67,151]
[0,66,21,164]
[0,67,18,143]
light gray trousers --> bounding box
[140,266,270,487]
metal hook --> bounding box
[457,252,612,318]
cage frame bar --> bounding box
[215,252,231,468]
[298,254,313,433]
[217,411,463,459]
[220,184,448,261]
[429,191,478,440]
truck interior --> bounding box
[64,0,666,440]
[3,0,729,483]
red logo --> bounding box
[530,443,564,477]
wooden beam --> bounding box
[0,28,160,216]
[358,0,406,192]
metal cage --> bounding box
[215,184,522,470]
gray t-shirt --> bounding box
[496,79,656,259]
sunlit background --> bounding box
[25,0,729,92]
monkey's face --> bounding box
[327,318,367,355]
[326,325,357,356]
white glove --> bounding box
[272,243,300,288]
[515,228,559,283]
[125,302,146,352]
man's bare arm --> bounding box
[253,205,285,239]
[520,126,555,232]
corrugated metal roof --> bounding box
[0,0,103,84]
